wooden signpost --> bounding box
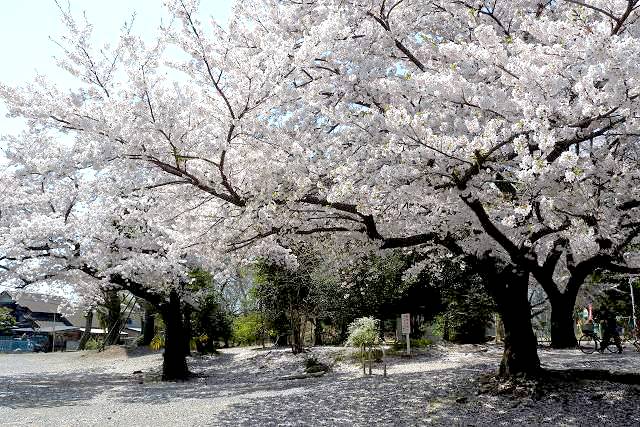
[401,313,410,356]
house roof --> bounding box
[34,320,79,332]
[13,323,80,333]
[79,328,128,336]
[11,292,68,314]
[0,291,14,304]
[2,292,93,328]
[2,291,144,330]
[66,312,101,329]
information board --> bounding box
[401,313,411,334]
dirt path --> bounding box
[1,345,639,426]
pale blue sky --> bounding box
[0,0,234,134]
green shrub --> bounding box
[150,334,165,351]
[84,338,101,350]
[431,314,446,338]
[0,307,16,333]
[411,338,433,348]
[232,313,265,346]
[346,317,380,347]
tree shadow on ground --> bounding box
[0,348,327,409]
[0,352,348,410]
[2,347,640,426]
[0,371,132,409]
[209,367,640,426]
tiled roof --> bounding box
[12,293,68,314]
[34,320,80,332]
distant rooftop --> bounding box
[0,290,143,329]
[0,291,69,314]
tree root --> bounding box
[546,368,640,385]
[278,371,327,381]
[477,368,640,400]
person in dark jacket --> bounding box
[599,307,623,353]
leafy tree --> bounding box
[232,312,267,346]
[0,307,16,333]
[424,261,496,344]
[187,269,233,352]
[192,294,233,352]
[253,258,314,354]
[336,251,495,344]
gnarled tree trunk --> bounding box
[550,293,578,348]
[78,310,93,350]
[103,289,122,346]
[160,291,189,381]
[80,268,190,382]
[483,263,541,377]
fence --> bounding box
[0,337,35,353]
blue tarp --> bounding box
[0,338,35,352]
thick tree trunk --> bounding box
[141,308,155,346]
[103,289,122,346]
[78,310,93,350]
[550,294,578,348]
[160,291,189,381]
[183,304,192,356]
[291,323,303,354]
[314,319,323,346]
[483,264,541,377]
[499,297,540,376]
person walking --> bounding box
[600,307,623,353]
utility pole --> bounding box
[52,312,56,353]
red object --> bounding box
[587,304,593,321]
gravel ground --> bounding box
[1,344,639,426]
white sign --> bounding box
[401,313,411,334]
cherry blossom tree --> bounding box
[254,0,640,368]
[0,134,204,380]
[2,0,640,378]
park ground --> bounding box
[1,345,640,426]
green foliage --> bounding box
[83,338,101,350]
[235,249,496,349]
[430,314,446,338]
[251,248,334,351]
[150,334,165,351]
[0,307,16,333]
[232,312,266,346]
[340,252,413,316]
[391,337,432,351]
[346,317,380,347]
[96,289,124,334]
[188,268,234,352]
[192,293,233,351]
[326,251,427,343]
[412,337,433,348]
[188,269,214,291]
[419,260,495,344]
